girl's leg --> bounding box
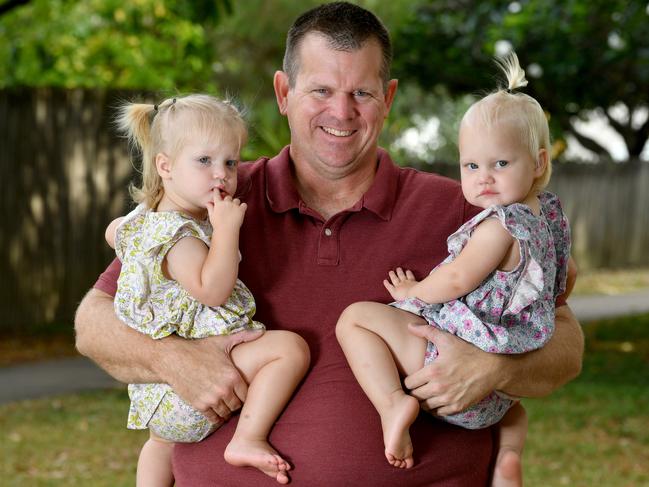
[136,432,174,487]
[335,302,429,469]
[224,330,310,484]
[492,402,527,487]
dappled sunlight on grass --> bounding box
[573,267,649,296]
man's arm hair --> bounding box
[74,288,165,383]
[75,287,259,422]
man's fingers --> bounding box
[201,408,221,424]
[223,392,243,412]
[407,322,441,341]
[225,328,263,353]
[403,365,428,391]
[233,380,248,404]
[213,401,232,420]
[405,269,415,280]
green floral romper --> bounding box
[114,204,264,442]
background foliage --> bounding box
[3,0,646,164]
[392,0,649,162]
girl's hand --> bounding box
[207,190,247,231]
[383,267,419,301]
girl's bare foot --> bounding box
[492,449,522,487]
[224,438,291,484]
[380,392,420,468]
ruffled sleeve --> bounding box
[113,208,213,339]
[114,204,148,262]
[140,212,212,259]
[446,205,546,316]
[497,204,546,315]
[539,192,571,298]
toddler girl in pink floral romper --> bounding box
[336,52,571,486]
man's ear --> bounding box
[156,153,172,179]
[383,79,399,116]
[535,148,549,177]
[273,70,290,115]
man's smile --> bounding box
[321,126,355,137]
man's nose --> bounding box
[329,93,356,120]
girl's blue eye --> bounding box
[467,162,478,170]
[496,160,509,168]
[198,156,211,165]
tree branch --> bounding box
[630,114,649,159]
[567,125,613,159]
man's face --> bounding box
[275,33,397,180]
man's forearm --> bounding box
[496,305,584,397]
[74,288,166,384]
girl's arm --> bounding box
[104,217,124,249]
[165,228,240,307]
[165,194,247,308]
[385,218,516,303]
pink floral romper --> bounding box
[392,192,571,429]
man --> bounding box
[75,3,583,485]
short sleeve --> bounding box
[539,192,572,298]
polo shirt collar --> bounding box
[266,145,398,221]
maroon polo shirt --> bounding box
[95,147,494,486]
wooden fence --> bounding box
[1,88,648,329]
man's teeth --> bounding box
[322,126,353,137]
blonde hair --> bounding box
[460,52,552,194]
[116,94,247,208]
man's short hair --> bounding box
[283,2,392,90]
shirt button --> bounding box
[324,228,333,237]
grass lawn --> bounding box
[522,313,649,486]
[1,314,648,485]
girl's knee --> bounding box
[265,330,311,369]
[335,301,372,337]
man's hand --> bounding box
[157,329,263,424]
[403,323,501,416]
[383,267,419,301]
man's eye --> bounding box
[353,90,375,100]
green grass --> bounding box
[0,390,146,486]
[1,315,648,486]
[523,313,649,486]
